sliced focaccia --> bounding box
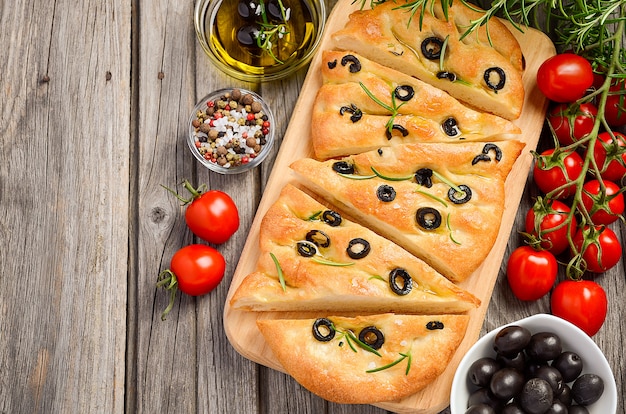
[230,184,480,313]
[257,313,469,404]
[330,0,525,120]
[312,50,521,159]
[290,140,524,282]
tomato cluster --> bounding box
[157,180,240,320]
[507,52,625,336]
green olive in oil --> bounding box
[206,0,319,77]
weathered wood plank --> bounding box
[0,0,131,413]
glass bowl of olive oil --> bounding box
[194,0,326,82]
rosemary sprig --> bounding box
[253,0,291,64]
[366,350,413,375]
[359,82,406,136]
[270,252,287,292]
[334,324,382,357]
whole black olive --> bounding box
[296,241,317,257]
[377,184,396,202]
[571,373,604,406]
[554,383,572,406]
[567,405,590,414]
[346,238,370,259]
[526,332,562,362]
[312,318,335,342]
[388,268,412,296]
[394,85,415,101]
[448,184,472,204]
[489,367,524,401]
[545,400,569,414]
[416,207,442,230]
[358,326,385,350]
[237,25,259,47]
[534,365,564,394]
[464,404,495,414]
[468,388,505,411]
[552,351,583,382]
[332,161,355,175]
[519,378,553,414]
[305,230,330,248]
[237,0,256,19]
[468,357,501,387]
[501,402,525,414]
[414,168,433,187]
[321,210,342,227]
[421,36,444,60]
[442,117,461,137]
[266,0,284,20]
[494,325,532,357]
[484,67,506,91]
[341,54,362,73]
[496,351,526,372]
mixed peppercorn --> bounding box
[191,88,271,169]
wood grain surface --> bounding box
[0,1,624,414]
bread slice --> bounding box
[290,140,524,282]
[230,184,480,313]
[257,313,469,404]
[312,50,521,159]
[330,0,524,120]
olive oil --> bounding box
[208,0,316,76]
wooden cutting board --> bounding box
[224,1,556,412]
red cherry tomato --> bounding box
[158,244,226,320]
[551,280,607,336]
[590,131,626,182]
[506,246,558,301]
[537,54,594,102]
[581,179,625,225]
[605,80,626,127]
[525,199,576,255]
[547,102,597,146]
[533,149,584,198]
[573,225,622,273]
[185,189,240,244]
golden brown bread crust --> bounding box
[330,0,525,120]
[230,184,480,313]
[290,140,524,282]
[257,313,469,404]
[312,50,521,159]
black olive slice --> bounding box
[322,210,342,227]
[416,207,442,230]
[394,85,415,101]
[448,184,472,204]
[339,104,362,123]
[389,268,413,296]
[377,184,396,202]
[442,117,460,137]
[414,168,433,188]
[306,230,331,248]
[437,71,457,82]
[341,54,362,73]
[359,326,385,350]
[296,241,317,257]
[385,124,409,140]
[332,161,355,175]
[312,318,336,342]
[377,148,384,156]
[347,238,371,259]
[482,143,503,161]
[426,321,444,330]
[327,59,338,69]
[421,36,444,60]
[484,67,506,91]
[471,153,491,165]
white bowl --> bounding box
[450,314,617,413]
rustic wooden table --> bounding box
[1,1,624,413]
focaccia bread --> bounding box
[230,184,480,313]
[257,313,469,404]
[312,50,521,159]
[331,0,525,120]
[290,140,524,282]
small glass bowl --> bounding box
[194,0,326,82]
[188,88,275,174]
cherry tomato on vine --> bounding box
[581,179,625,225]
[573,225,622,273]
[157,244,226,320]
[605,80,626,127]
[507,246,558,301]
[525,199,576,255]
[589,131,626,182]
[533,149,584,198]
[537,53,594,103]
[547,102,597,146]
[551,280,607,336]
